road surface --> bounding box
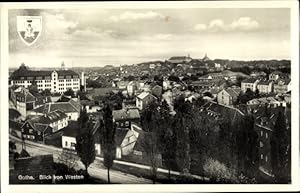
[11,136,152,184]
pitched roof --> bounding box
[32,99,81,114]
[10,66,79,80]
[28,110,68,125]
[115,129,129,146]
[113,108,140,121]
[200,101,245,121]
[257,80,273,85]
[137,92,155,100]
[224,88,241,98]
[242,78,259,84]
[9,109,21,120]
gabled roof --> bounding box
[137,92,155,100]
[113,108,140,121]
[32,99,81,114]
[9,109,21,120]
[28,110,68,125]
[200,101,245,121]
[223,88,241,98]
[257,80,273,85]
[242,78,259,84]
[10,65,79,80]
[115,129,130,147]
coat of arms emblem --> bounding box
[17,16,42,46]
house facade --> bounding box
[113,108,140,129]
[21,120,53,142]
[136,92,156,110]
[241,78,260,93]
[273,79,291,94]
[115,129,139,159]
[257,80,273,94]
[217,88,241,106]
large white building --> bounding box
[10,63,82,94]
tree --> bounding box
[140,101,161,183]
[100,104,116,183]
[173,96,192,177]
[236,114,259,178]
[158,100,176,180]
[270,109,290,183]
[64,88,75,97]
[41,89,51,96]
[76,108,95,175]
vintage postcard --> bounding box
[0,1,299,193]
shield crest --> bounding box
[17,16,42,46]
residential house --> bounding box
[190,80,215,90]
[81,100,101,113]
[273,79,291,94]
[250,71,267,78]
[269,71,290,81]
[201,70,248,82]
[30,99,81,121]
[127,81,137,96]
[115,129,139,159]
[13,87,36,119]
[21,118,53,142]
[241,78,260,93]
[62,121,101,155]
[113,108,141,129]
[217,87,241,106]
[247,97,281,108]
[257,80,274,94]
[253,106,291,181]
[136,92,157,110]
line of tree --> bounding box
[140,95,263,183]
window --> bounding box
[125,121,129,127]
[265,133,268,139]
[260,131,263,137]
[38,131,41,135]
[65,141,68,147]
[260,154,264,160]
[260,141,264,148]
[71,142,76,148]
[29,129,33,134]
[69,116,71,119]
[265,155,268,162]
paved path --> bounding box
[11,136,152,184]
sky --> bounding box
[9,8,290,68]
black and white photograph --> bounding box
[1,1,299,192]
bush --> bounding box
[203,157,237,183]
